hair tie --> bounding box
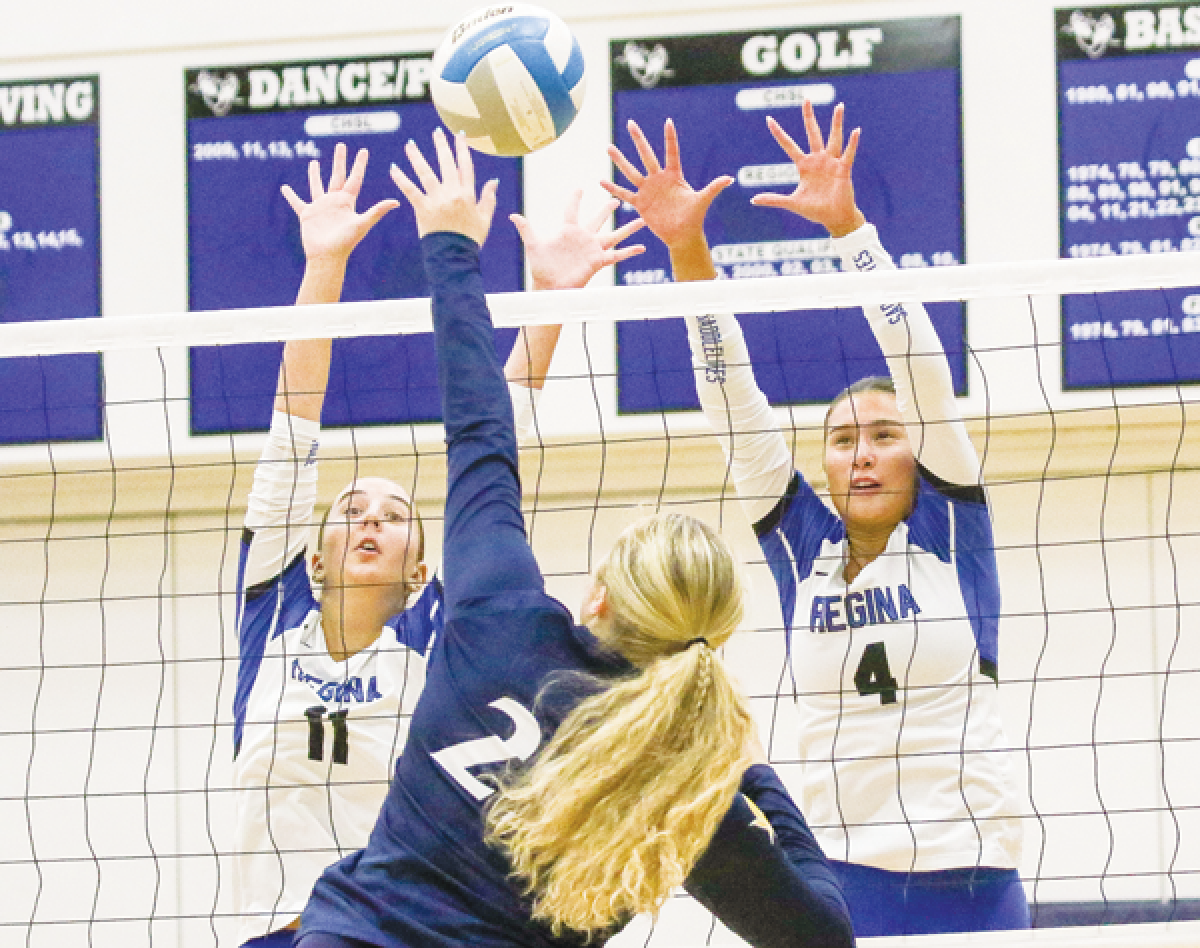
[685,637,709,650]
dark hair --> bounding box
[823,375,896,431]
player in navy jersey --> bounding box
[235,143,564,948]
[601,104,1029,936]
[293,128,852,948]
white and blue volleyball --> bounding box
[431,5,587,156]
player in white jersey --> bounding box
[234,144,563,948]
[602,104,1029,935]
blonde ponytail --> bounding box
[485,514,755,937]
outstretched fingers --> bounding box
[280,183,306,215]
[328,142,349,192]
[361,197,401,229]
[585,196,619,233]
[627,119,663,177]
[431,128,459,187]
[662,118,682,173]
[608,142,645,188]
[749,190,790,209]
[564,188,584,227]
[801,98,826,153]
[697,175,734,208]
[389,162,423,208]
[404,139,441,194]
[454,130,478,195]
[608,241,645,265]
[307,158,325,200]
[598,176,636,205]
[478,177,499,227]
[765,116,807,165]
[344,147,370,196]
[604,216,645,250]
[509,212,533,245]
[843,127,862,170]
[827,103,846,158]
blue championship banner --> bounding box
[0,75,102,443]
[1058,4,1200,389]
[610,18,965,413]
[186,54,524,434]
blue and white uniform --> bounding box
[685,223,1026,934]
[235,371,547,945]
[234,412,443,945]
[296,232,853,948]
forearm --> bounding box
[832,222,979,485]
[275,255,345,421]
[686,776,853,948]
[243,411,320,587]
[504,325,562,390]
[424,233,542,614]
[668,233,719,283]
[664,232,792,523]
[684,311,793,525]
[505,325,561,443]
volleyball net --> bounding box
[1,252,1199,947]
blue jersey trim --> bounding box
[389,576,444,656]
[757,471,842,638]
[758,466,1000,673]
[233,546,314,757]
[907,474,1001,670]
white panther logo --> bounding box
[190,70,240,116]
[1061,11,1120,59]
[617,42,675,89]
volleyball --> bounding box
[431,4,587,157]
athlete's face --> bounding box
[823,392,917,536]
[315,477,425,602]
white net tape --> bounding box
[0,252,1197,357]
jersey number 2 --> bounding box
[432,697,541,801]
[854,642,898,705]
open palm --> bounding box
[751,100,865,238]
[601,119,731,250]
[282,143,398,263]
[512,191,644,291]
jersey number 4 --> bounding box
[854,642,898,705]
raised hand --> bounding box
[511,190,646,291]
[390,128,498,247]
[601,118,731,251]
[750,100,866,238]
[281,143,399,265]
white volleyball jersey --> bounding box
[757,470,1023,872]
[684,223,1023,875]
[232,412,441,943]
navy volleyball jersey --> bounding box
[298,233,851,948]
